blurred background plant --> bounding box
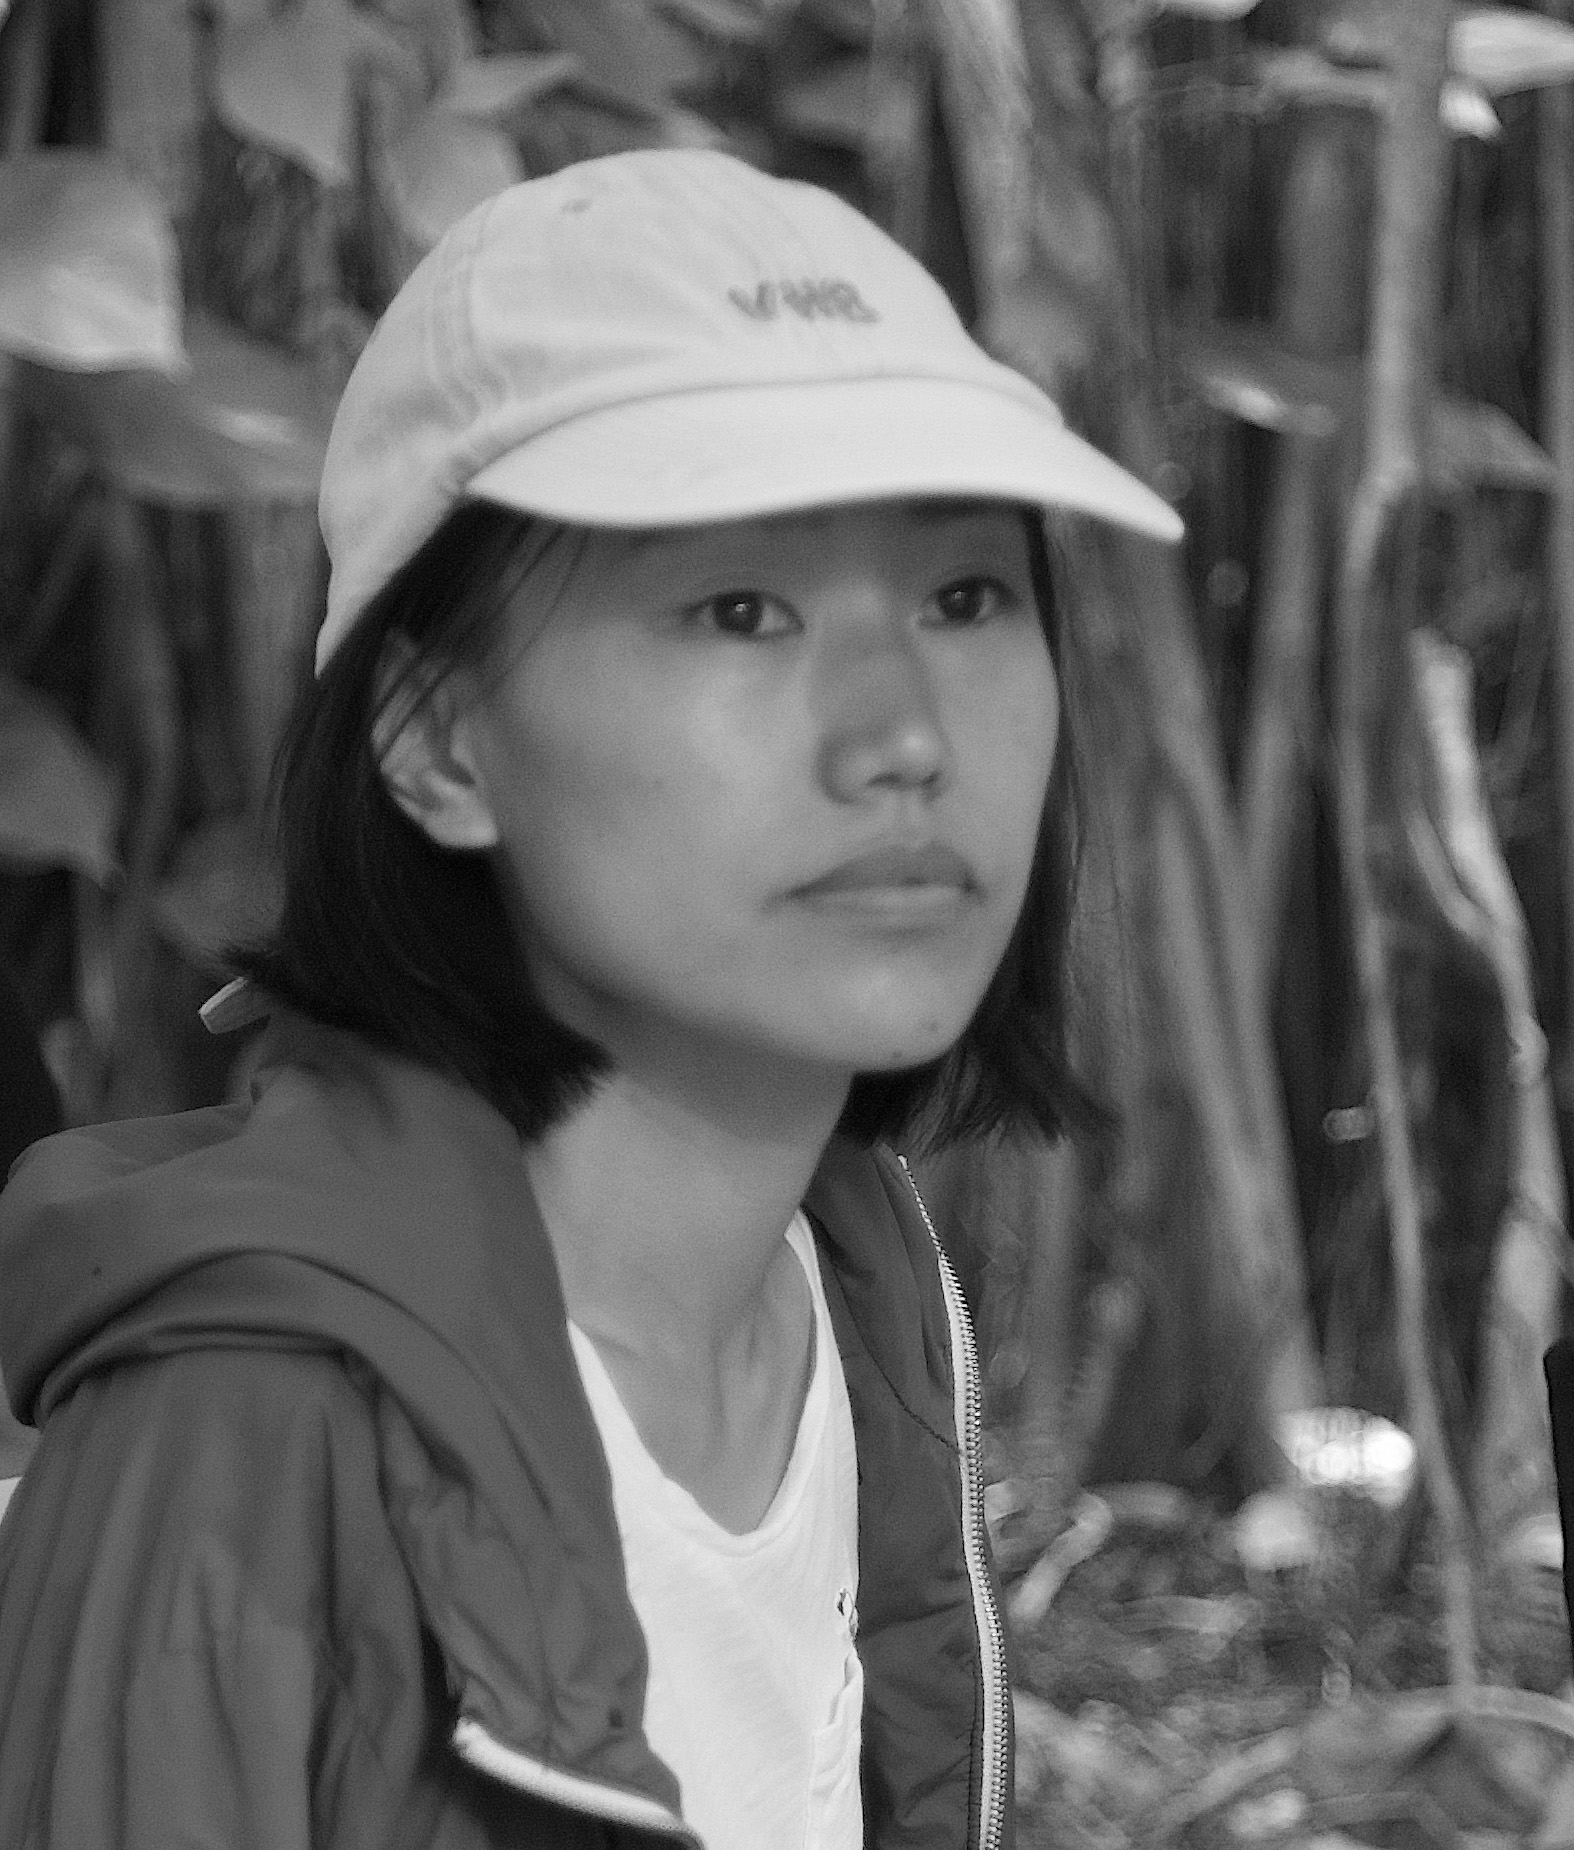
[5,0,1574,1762]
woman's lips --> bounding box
[788,843,980,916]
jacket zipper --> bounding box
[460,1165,1008,1849]
[898,1156,1011,1850]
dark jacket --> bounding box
[0,1014,1012,1849]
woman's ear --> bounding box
[372,637,500,851]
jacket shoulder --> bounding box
[0,1346,433,1849]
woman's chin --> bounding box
[803,1013,973,1077]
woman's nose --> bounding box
[817,633,953,804]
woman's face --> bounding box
[453,499,1060,1085]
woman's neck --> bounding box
[524,1052,847,1363]
[524,1053,850,1531]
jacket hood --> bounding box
[0,1011,688,1820]
[4,1014,541,1427]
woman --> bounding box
[0,149,1179,1849]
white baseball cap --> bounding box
[315,147,1182,669]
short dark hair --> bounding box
[232,501,1104,1150]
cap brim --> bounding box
[466,375,1183,542]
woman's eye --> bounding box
[688,591,797,638]
[930,576,1013,627]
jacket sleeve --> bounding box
[0,1345,431,1850]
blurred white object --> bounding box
[1231,1486,1321,1574]
[1503,1510,1564,1571]
[1275,1407,1417,1510]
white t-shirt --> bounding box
[568,1212,863,1850]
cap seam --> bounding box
[440,193,511,496]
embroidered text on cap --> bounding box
[727,279,879,324]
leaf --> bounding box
[214,0,420,186]
[655,0,771,45]
[152,816,281,968]
[1450,8,1574,94]
[508,0,712,115]
[1249,46,1502,136]
[1182,323,1554,490]
[1157,0,1263,22]
[382,110,523,250]
[1442,79,1502,137]
[1249,45,1385,109]
[1433,397,1558,492]
[0,152,183,372]
[1180,323,1349,438]
[0,676,119,882]
[15,315,337,508]
[213,0,356,184]
[656,105,731,149]
[437,51,581,119]
[374,0,479,84]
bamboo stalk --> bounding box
[1241,121,1363,992]
[0,0,52,156]
[1108,423,1325,1435]
[0,0,53,614]
[1540,78,1574,1064]
[1331,0,1476,1687]
[1335,732,1475,1690]
[1404,632,1567,1543]
[98,491,185,1118]
[1241,446,1323,983]
[922,0,1035,370]
[868,0,932,254]
[224,503,323,817]
[1153,795,1322,1485]
[1090,40,1320,1402]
